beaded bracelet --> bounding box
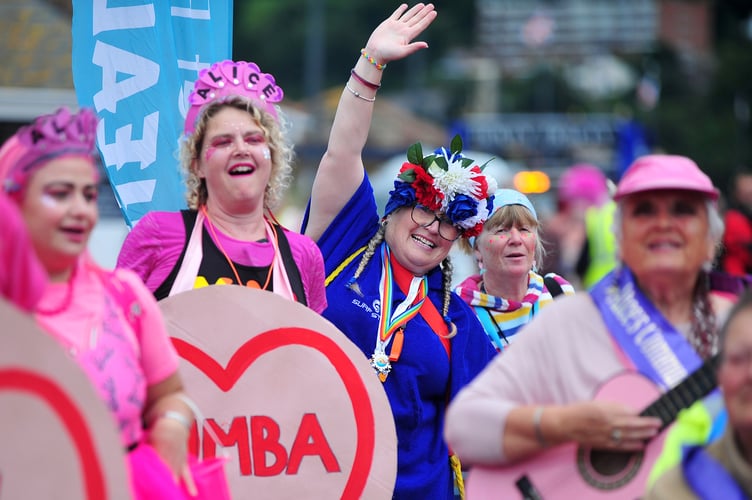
[360,48,386,70]
[350,68,381,90]
[345,83,376,102]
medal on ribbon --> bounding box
[372,246,426,382]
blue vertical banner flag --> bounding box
[71,1,233,227]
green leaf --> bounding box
[406,142,423,165]
[433,156,449,171]
[398,169,416,183]
[479,158,495,171]
[450,134,463,155]
[461,158,474,168]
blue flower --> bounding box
[384,181,416,216]
[446,194,478,224]
[434,146,465,165]
[486,195,495,213]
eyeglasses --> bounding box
[410,205,462,241]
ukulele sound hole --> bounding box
[576,448,644,490]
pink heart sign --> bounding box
[0,299,130,499]
[159,286,397,499]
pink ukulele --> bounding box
[466,358,718,499]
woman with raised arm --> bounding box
[302,4,497,498]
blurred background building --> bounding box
[1,0,751,271]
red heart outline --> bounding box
[0,368,107,500]
[172,326,376,499]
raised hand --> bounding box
[363,3,437,66]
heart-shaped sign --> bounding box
[0,299,130,499]
[159,286,397,500]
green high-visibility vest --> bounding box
[583,201,617,289]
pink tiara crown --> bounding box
[2,107,98,193]
[184,60,285,135]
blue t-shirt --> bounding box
[303,174,495,499]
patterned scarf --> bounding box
[454,271,559,349]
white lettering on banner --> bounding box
[92,0,155,35]
[98,112,159,170]
[93,42,160,114]
[73,0,231,224]
[171,6,211,20]
[177,56,213,120]
[114,180,157,209]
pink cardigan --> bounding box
[117,211,327,313]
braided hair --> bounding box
[690,271,718,360]
[346,220,458,338]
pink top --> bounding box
[116,211,327,313]
[36,257,179,446]
[0,192,47,311]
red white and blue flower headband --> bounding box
[384,135,497,238]
[184,60,284,135]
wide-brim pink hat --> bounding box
[614,154,719,201]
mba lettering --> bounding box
[189,413,341,477]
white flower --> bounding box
[460,201,491,229]
[428,160,479,203]
[485,176,499,196]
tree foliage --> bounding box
[233,0,475,98]
[232,0,752,191]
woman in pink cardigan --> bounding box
[445,155,737,498]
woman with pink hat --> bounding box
[116,59,326,312]
[445,154,738,498]
[454,188,574,352]
[0,107,197,498]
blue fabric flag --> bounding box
[71,1,233,227]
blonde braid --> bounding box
[347,225,386,297]
[440,256,458,339]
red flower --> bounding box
[470,166,489,198]
[400,162,418,174]
[463,222,484,238]
[413,166,443,210]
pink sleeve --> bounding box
[116,211,185,293]
[286,229,328,314]
[114,269,179,385]
[0,193,47,311]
